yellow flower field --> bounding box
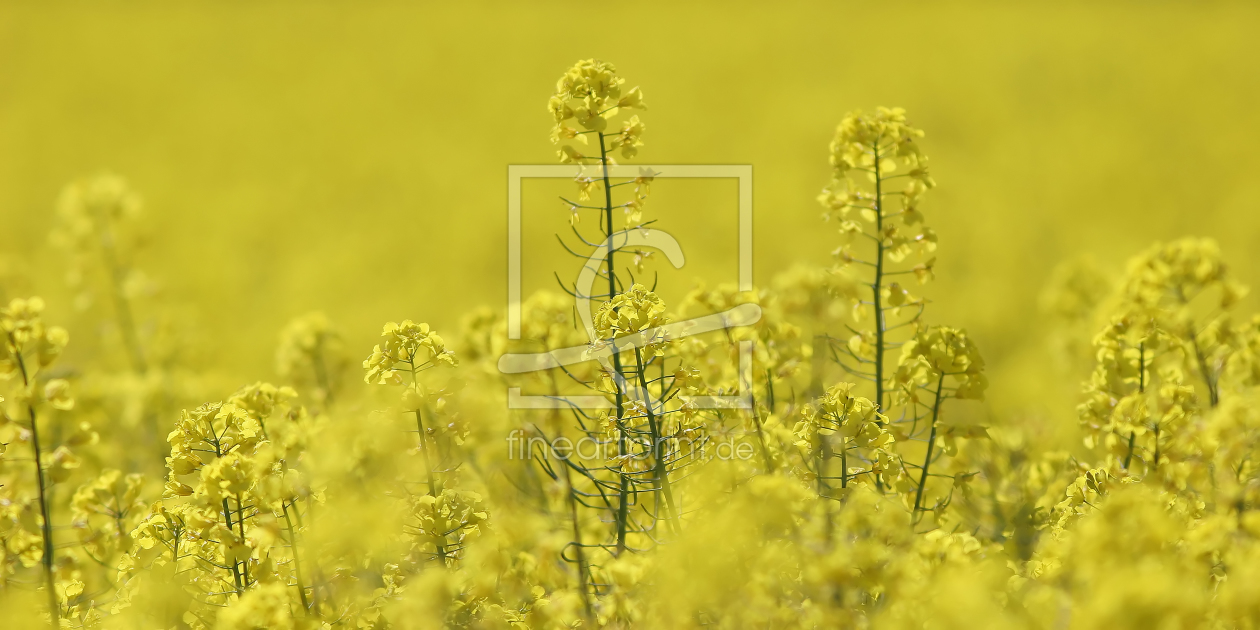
[2,3,1260,628]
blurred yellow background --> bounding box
[2,1,1258,435]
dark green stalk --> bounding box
[539,369,593,618]
[299,495,326,615]
[872,142,886,418]
[222,497,244,594]
[912,373,946,521]
[282,501,311,613]
[597,130,631,556]
[559,445,593,619]
[870,141,888,494]
[839,437,848,489]
[1154,425,1162,468]
[634,347,678,531]
[11,339,60,623]
[1124,343,1145,470]
[236,492,250,587]
[817,432,832,496]
[749,386,776,474]
[413,406,449,565]
[205,423,244,596]
[765,368,776,412]
[1190,335,1220,408]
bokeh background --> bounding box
[2,1,1258,440]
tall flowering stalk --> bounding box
[110,381,316,628]
[815,109,987,523]
[496,290,610,618]
[49,175,194,478]
[818,108,937,415]
[51,175,148,374]
[550,59,654,555]
[1080,238,1247,474]
[892,326,987,521]
[535,63,729,629]
[1,298,74,623]
[277,312,348,409]
[793,382,890,497]
[364,320,484,567]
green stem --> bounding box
[236,492,250,587]
[912,373,946,522]
[561,451,593,620]
[222,497,244,595]
[414,407,449,565]
[765,368,776,412]
[749,386,776,474]
[870,142,888,495]
[1123,432,1136,470]
[817,433,832,496]
[541,371,593,618]
[282,501,311,613]
[11,338,61,623]
[1154,424,1162,468]
[598,131,631,556]
[840,436,848,489]
[301,495,326,614]
[29,405,60,619]
[872,142,886,419]
[634,347,678,532]
[1190,334,1220,407]
[1124,343,1145,470]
